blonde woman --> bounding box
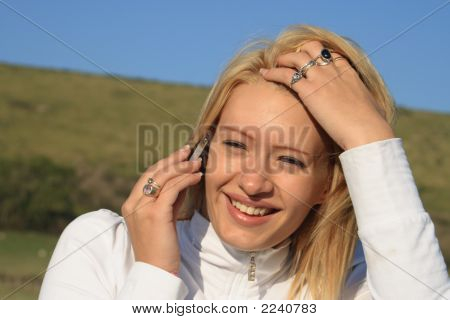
[39,24,449,299]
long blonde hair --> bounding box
[178,24,397,299]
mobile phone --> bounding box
[188,127,215,174]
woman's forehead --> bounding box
[218,81,326,152]
[220,81,312,126]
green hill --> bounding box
[0,63,449,299]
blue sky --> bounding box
[1,0,449,113]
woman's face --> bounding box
[203,79,331,251]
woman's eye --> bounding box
[222,141,305,169]
[223,140,247,150]
[278,156,306,169]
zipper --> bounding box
[248,251,256,281]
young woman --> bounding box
[39,24,449,299]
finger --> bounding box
[154,144,192,172]
[275,50,327,82]
[131,157,203,206]
[332,54,355,76]
[144,145,193,187]
[260,66,312,92]
[157,172,203,208]
[138,158,202,201]
[298,40,325,60]
[276,51,313,72]
[131,172,203,223]
[299,41,353,74]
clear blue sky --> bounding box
[1,0,449,113]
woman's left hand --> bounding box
[259,41,395,151]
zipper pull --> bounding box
[248,251,256,281]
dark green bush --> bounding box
[0,156,78,233]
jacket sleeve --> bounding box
[38,209,188,300]
[338,137,449,299]
[116,262,188,299]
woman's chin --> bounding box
[222,236,267,252]
[217,227,275,251]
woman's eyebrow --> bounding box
[218,125,313,156]
[219,125,256,140]
[272,145,312,156]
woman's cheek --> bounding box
[216,149,242,176]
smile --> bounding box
[230,199,276,216]
[224,194,280,227]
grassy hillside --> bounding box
[0,63,449,299]
[0,230,57,299]
[0,63,209,215]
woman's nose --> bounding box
[238,172,274,196]
[238,156,274,195]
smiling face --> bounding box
[202,79,332,251]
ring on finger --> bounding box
[143,177,162,198]
[298,59,317,78]
[315,55,347,66]
[290,70,303,88]
[314,48,334,66]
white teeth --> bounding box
[231,199,272,216]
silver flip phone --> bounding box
[188,128,214,174]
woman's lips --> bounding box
[225,194,280,227]
[225,192,281,211]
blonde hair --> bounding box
[178,24,397,299]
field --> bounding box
[0,230,57,299]
[0,63,449,299]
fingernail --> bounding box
[182,144,191,150]
[259,68,268,75]
[196,172,203,176]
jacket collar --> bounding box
[178,209,366,298]
[180,210,292,286]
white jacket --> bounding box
[38,138,449,299]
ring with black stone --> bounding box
[315,48,334,66]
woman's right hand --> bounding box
[121,145,203,275]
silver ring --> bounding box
[315,56,346,66]
[298,59,317,78]
[290,71,303,88]
[316,48,334,66]
[314,55,332,66]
